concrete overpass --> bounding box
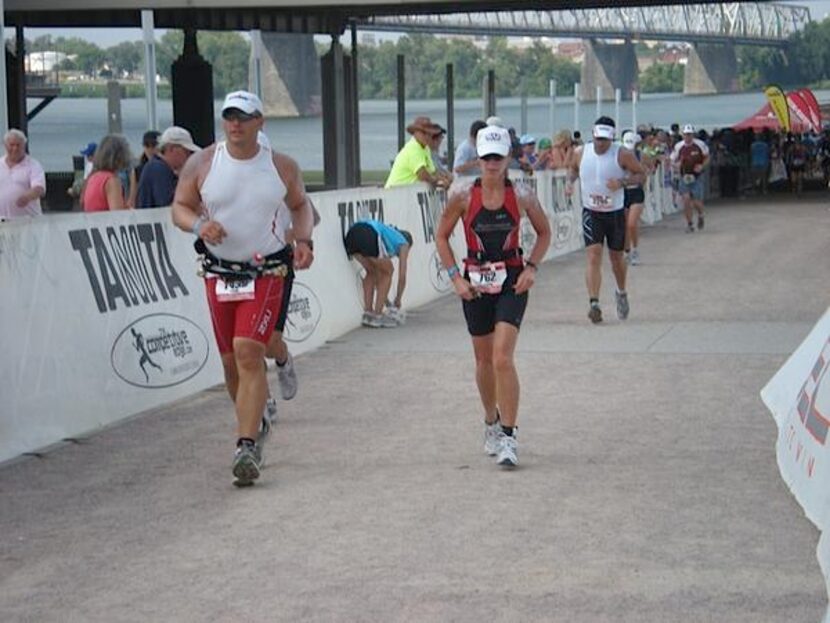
[0,0,802,188]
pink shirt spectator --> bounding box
[82,171,116,212]
[0,154,46,219]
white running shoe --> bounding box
[484,420,501,456]
[386,305,407,326]
[264,397,278,426]
[276,353,298,400]
[630,248,640,266]
[496,432,518,467]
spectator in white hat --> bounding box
[136,126,201,208]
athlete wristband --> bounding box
[191,216,207,237]
[446,265,460,278]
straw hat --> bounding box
[406,116,442,135]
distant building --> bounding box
[25,51,70,73]
[556,41,585,63]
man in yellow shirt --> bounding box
[385,116,449,189]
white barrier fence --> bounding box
[0,166,678,464]
[762,309,830,623]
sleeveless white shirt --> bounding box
[579,142,625,213]
[200,142,289,261]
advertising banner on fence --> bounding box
[1,163,667,463]
[761,308,830,622]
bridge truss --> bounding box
[359,2,811,45]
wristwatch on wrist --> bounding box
[295,238,314,251]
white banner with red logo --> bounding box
[761,308,830,622]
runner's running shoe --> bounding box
[588,304,603,324]
[630,248,640,266]
[496,432,518,467]
[615,290,630,320]
[232,439,261,487]
[276,353,298,400]
[265,398,278,425]
[697,214,705,230]
[484,420,501,456]
[385,305,406,326]
[685,222,695,233]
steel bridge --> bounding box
[359,2,811,46]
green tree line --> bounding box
[25,18,830,100]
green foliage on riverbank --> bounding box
[58,82,173,99]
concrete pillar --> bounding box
[141,10,158,132]
[321,38,356,188]
[253,33,321,118]
[6,26,26,134]
[0,0,8,137]
[580,40,638,102]
[684,43,738,96]
[171,28,214,147]
[106,81,124,134]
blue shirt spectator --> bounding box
[750,138,770,168]
[136,155,177,208]
[359,219,409,256]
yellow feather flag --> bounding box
[764,84,791,132]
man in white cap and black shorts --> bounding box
[670,124,709,233]
[566,116,645,324]
[172,90,315,486]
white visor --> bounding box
[593,124,615,140]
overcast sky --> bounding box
[21,0,830,48]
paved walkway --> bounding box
[2,196,829,622]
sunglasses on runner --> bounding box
[480,154,505,162]
[222,109,259,123]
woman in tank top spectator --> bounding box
[81,134,132,212]
[548,130,573,172]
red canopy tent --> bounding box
[732,102,811,132]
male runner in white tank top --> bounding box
[566,116,645,324]
[172,91,315,486]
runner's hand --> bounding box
[452,277,477,301]
[514,267,535,294]
[293,243,313,270]
[200,220,227,245]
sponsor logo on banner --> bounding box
[553,214,574,249]
[111,313,209,388]
[785,338,830,479]
[69,223,189,314]
[338,197,385,239]
[428,249,452,293]
[416,189,447,244]
[283,282,322,343]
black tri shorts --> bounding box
[624,186,645,209]
[344,222,380,257]
[582,208,626,251]
[462,266,528,336]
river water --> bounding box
[24,89,830,172]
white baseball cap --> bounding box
[221,90,264,116]
[682,124,695,134]
[477,126,512,157]
[593,123,616,140]
[622,131,640,150]
[485,115,504,128]
[158,126,201,152]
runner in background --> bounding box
[621,130,646,266]
[566,116,646,324]
[670,124,710,233]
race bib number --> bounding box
[682,174,696,184]
[215,278,255,302]
[467,261,507,294]
[588,193,612,209]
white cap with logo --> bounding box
[221,90,264,116]
[159,126,201,153]
[593,123,616,140]
[682,124,695,134]
[477,126,512,157]
[622,131,640,150]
